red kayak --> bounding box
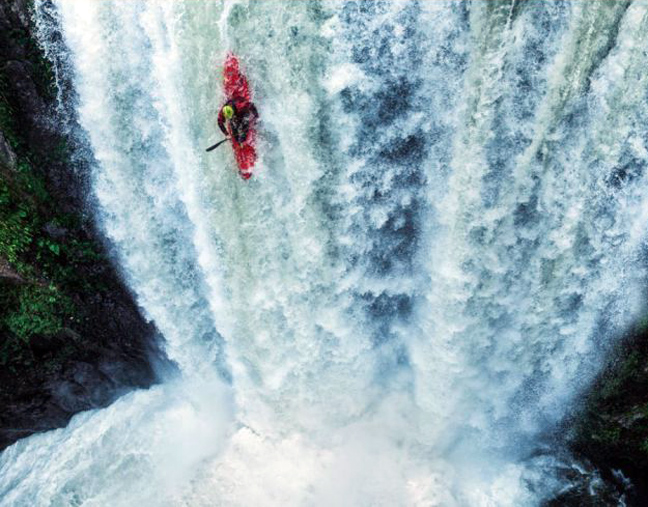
[222,53,257,179]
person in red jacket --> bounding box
[218,98,258,143]
[206,98,258,153]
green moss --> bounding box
[0,133,115,354]
[0,117,105,348]
[0,178,33,264]
[0,172,75,344]
[0,158,102,343]
[3,284,72,340]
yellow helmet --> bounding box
[223,104,234,119]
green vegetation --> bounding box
[1,164,69,358]
[0,144,109,363]
[0,47,105,366]
[3,284,72,340]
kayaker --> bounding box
[218,98,258,143]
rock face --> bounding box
[0,0,162,450]
[567,325,648,502]
[0,1,53,144]
[0,257,24,284]
[0,131,17,170]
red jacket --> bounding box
[218,98,258,143]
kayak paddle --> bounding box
[205,138,230,152]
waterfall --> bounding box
[2,1,648,505]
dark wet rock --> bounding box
[0,0,163,451]
[29,331,64,356]
[540,456,635,506]
[98,357,153,388]
[49,361,113,411]
[48,379,91,413]
[42,221,67,239]
[3,59,49,134]
[4,0,31,31]
[565,324,648,504]
[0,257,24,285]
[0,130,17,170]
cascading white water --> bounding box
[2,0,648,505]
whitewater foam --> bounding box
[2,1,648,505]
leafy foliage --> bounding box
[0,179,33,264]
[0,84,104,352]
[3,284,72,340]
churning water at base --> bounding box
[3,1,648,505]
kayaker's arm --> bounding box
[217,109,228,135]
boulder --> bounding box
[0,257,24,285]
[0,130,17,170]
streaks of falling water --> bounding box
[1,1,648,505]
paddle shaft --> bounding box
[205,138,230,152]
